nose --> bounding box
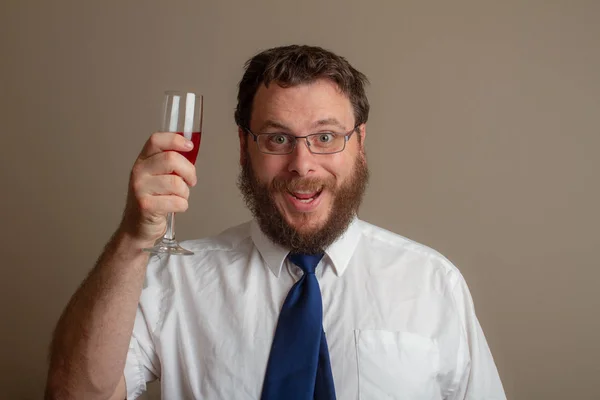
[287,138,316,176]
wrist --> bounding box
[110,227,156,259]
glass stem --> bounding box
[164,212,176,241]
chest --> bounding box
[154,259,460,399]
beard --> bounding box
[237,149,369,255]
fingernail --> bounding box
[185,140,194,149]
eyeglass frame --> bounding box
[241,125,360,155]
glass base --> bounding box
[143,239,194,255]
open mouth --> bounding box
[289,188,323,203]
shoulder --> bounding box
[179,221,254,254]
[145,221,254,278]
[356,219,464,283]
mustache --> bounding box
[270,176,337,193]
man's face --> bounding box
[238,78,369,253]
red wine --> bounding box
[176,131,201,165]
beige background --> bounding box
[1,1,599,399]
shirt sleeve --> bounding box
[449,274,507,400]
[123,276,163,399]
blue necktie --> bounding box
[261,253,337,400]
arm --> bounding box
[44,230,150,400]
[108,377,126,400]
[45,132,197,400]
[450,276,507,400]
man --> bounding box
[46,45,506,399]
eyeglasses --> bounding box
[242,125,358,155]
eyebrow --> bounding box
[258,120,292,132]
[258,118,347,132]
[313,118,346,130]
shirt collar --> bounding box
[250,217,362,278]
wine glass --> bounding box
[144,91,203,255]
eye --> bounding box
[317,133,333,143]
[269,134,290,144]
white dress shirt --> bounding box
[124,218,506,399]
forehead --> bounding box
[250,78,355,132]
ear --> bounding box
[357,123,367,158]
[358,123,367,144]
[238,127,247,166]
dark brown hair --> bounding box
[234,45,370,130]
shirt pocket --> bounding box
[354,330,441,400]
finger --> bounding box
[138,174,191,199]
[139,132,194,160]
[139,194,189,215]
[134,151,197,186]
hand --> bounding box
[118,132,197,245]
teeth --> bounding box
[288,188,322,204]
[293,188,322,195]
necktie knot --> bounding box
[288,253,324,275]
